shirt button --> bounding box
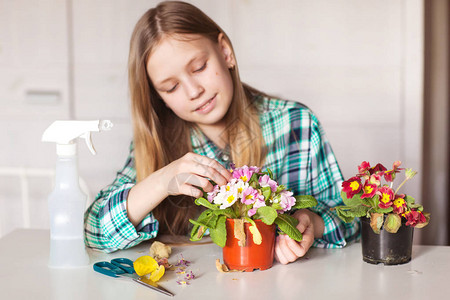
[222,154,229,161]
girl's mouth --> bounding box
[195,95,216,113]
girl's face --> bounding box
[146,34,235,132]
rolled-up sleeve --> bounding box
[84,143,159,253]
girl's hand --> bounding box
[160,152,232,198]
[127,152,231,226]
[274,209,324,265]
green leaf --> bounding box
[190,222,201,241]
[276,185,286,193]
[189,225,206,242]
[249,173,259,185]
[341,191,363,207]
[374,207,393,214]
[271,203,283,210]
[274,214,303,242]
[335,208,356,223]
[194,197,219,210]
[359,195,379,209]
[262,186,272,200]
[189,209,217,241]
[267,168,274,179]
[213,207,237,218]
[405,195,415,206]
[334,205,370,223]
[369,195,380,209]
[384,213,401,233]
[410,203,423,211]
[293,195,318,209]
[210,215,227,247]
[189,209,218,229]
[189,216,218,230]
[253,206,278,225]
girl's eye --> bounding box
[194,62,207,73]
[166,83,178,93]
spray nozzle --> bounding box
[42,120,113,156]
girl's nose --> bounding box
[185,78,204,100]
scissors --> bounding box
[93,258,174,297]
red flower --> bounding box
[377,186,394,209]
[342,177,362,198]
[361,183,377,199]
[392,194,407,214]
[358,161,371,175]
[405,210,427,227]
[370,163,387,175]
[384,161,404,182]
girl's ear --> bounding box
[218,33,236,68]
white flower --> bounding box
[234,179,249,198]
[214,185,239,209]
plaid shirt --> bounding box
[84,96,360,252]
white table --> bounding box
[0,229,448,299]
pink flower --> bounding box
[207,185,220,203]
[175,254,190,267]
[247,198,266,217]
[184,271,195,280]
[342,176,362,198]
[279,190,296,212]
[358,161,371,175]
[259,174,278,192]
[232,165,259,183]
[369,174,382,186]
[361,183,377,199]
[377,186,394,209]
[241,187,261,205]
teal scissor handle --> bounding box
[93,258,135,278]
[110,258,135,274]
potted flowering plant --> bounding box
[332,161,430,265]
[189,165,317,271]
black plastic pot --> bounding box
[361,216,413,265]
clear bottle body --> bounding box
[48,154,89,267]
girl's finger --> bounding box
[284,235,306,258]
[186,153,232,183]
[167,174,207,196]
[191,163,229,186]
[299,222,315,251]
[274,237,288,264]
[174,183,203,198]
[278,235,297,263]
[183,173,215,192]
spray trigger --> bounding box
[81,132,96,155]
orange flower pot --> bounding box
[223,218,276,272]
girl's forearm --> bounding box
[126,170,167,227]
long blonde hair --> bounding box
[128,1,266,235]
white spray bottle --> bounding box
[42,120,113,268]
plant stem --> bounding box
[394,177,410,195]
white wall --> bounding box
[0,0,423,238]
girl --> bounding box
[84,1,359,265]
